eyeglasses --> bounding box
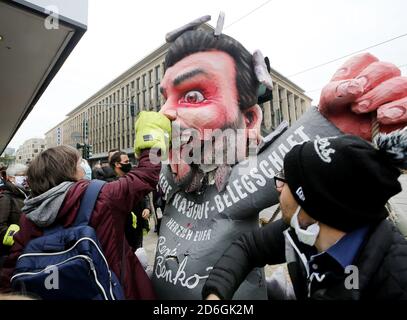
[274,170,286,190]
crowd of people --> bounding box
[0,117,168,299]
[1,126,407,300]
[1,14,407,300]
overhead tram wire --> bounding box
[224,0,273,30]
[221,1,407,80]
[288,32,407,78]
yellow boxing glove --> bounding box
[3,224,20,247]
[134,111,171,158]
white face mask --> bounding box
[14,176,28,188]
[290,206,320,246]
[80,160,92,180]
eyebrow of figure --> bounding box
[173,68,207,87]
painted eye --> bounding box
[184,90,204,104]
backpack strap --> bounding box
[74,179,106,226]
[43,180,106,235]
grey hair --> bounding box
[374,127,407,170]
[6,163,28,177]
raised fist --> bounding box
[319,53,407,140]
[134,111,172,157]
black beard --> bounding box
[172,163,200,192]
[171,113,245,193]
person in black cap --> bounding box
[202,130,407,300]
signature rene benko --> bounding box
[153,304,254,318]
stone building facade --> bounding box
[45,26,311,161]
[15,138,46,164]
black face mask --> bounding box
[120,162,132,173]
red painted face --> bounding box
[160,51,243,184]
[160,51,240,131]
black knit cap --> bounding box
[284,135,402,232]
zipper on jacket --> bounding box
[11,254,109,300]
[283,230,313,298]
[14,237,116,299]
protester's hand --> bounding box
[206,294,221,300]
[142,209,150,220]
[318,53,407,140]
[134,111,172,157]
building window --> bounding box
[149,87,153,107]
[131,81,135,90]
[142,74,146,88]
[149,70,153,84]
[155,83,160,106]
[136,78,140,91]
[155,65,160,81]
[129,96,134,116]
[143,91,146,107]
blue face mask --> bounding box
[80,160,92,180]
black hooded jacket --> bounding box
[0,182,26,256]
[202,218,407,300]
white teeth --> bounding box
[200,164,218,173]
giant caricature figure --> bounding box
[151,14,407,299]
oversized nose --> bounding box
[160,101,177,121]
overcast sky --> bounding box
[7,0,407,149]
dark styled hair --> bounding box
[108,148,120,161]
[109,151,127,168]
[27,145,80,196]
[165,30,259,110]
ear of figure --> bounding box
[244,104,263,143]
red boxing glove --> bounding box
[319,52,407,140]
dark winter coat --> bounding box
[93,165,116,182]
[202,218,407,300]
[94,164,151,251]
[0,183,26,256]
[0,150,160,299]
